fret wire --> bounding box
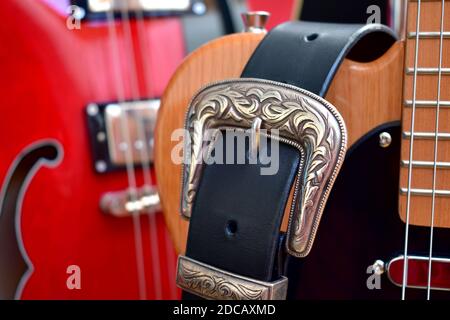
[401,160,450,168]
[406,68,450,74]
[403,131,450,139]
[409,0,450,2]
[408,31,450,38]
[405,100,450,107]
[400,188,450,196]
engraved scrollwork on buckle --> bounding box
[176,256,288,300]
[180,78,347,257]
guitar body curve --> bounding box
[0,0,183,299]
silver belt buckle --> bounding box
[177,256,288,300]
[176,78,347,299]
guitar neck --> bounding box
[399,0,450,228]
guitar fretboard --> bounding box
[399,0,450,228]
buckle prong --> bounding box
[181,78,347,258]
[250,117,262,158]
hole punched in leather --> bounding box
[304,33,319,42]
[225,220,238,237]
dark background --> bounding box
[301,0,389,25]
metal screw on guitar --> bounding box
[95,160,107,173]
[86,103,99,116]
[241,11,270,33]
[372,260,385,275]
[379,132,392,148]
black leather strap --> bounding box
[242,22,396,96]
[186,133,299,279]
[182,21,396,300]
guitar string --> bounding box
[122,3,163,300]
[137,6,177,299]
[402,0,421,300]
[426,0,445,300]
[134,3,185,300]
[106,7,147,300]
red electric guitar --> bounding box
[0,0,192,299]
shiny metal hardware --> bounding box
[100,185,161,217]
[191,1,206,15]
[88,0,193,13]
[408,31,450,39]
[105,100,159,166]
[86,103,99,116]
[389,0,407,40]
[78,0,205,21]
[96,131,106,142]
[372,259,385,275]
[250,117,262,158]
[401,160,450,169]
[406,67,450,75]
[387,255,450,291]
[404,100,450,108]
[86,99,160,173]
[241,11,270,33]
[379,132,392,148]
[400,188,450,197]
[180,78,347,257]
[176,255,288,300]
[95,160,107,173]
[403,131,450,140]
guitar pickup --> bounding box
[387,255,450,291]
[70,0,206,20]
[85,99,159,173]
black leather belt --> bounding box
[242,22,396,96]
[177,21,396,300]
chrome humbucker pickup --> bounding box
[85,99,159,173]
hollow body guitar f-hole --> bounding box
[0,141,61,299]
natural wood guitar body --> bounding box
[155,31,405,254]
